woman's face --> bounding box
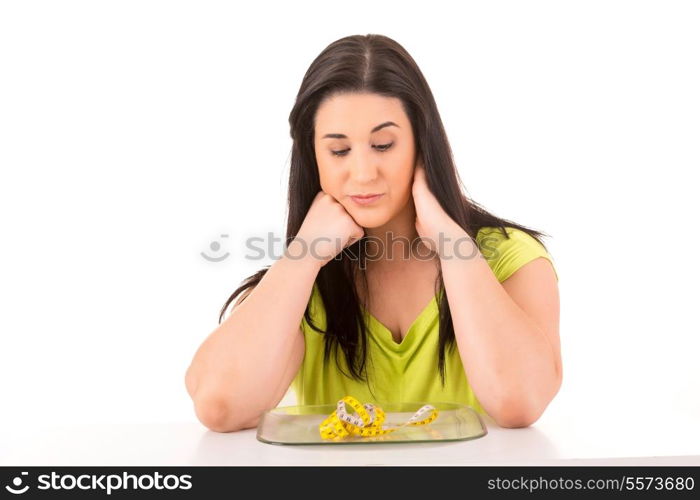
[313,92,417,228]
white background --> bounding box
[1,0,698,459]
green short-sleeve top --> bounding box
[291,226,558,417]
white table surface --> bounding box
[2,409,699,466]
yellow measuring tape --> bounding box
[319,396,439,441]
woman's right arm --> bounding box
[185,191,364,432]
[184,240,321,432]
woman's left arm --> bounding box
[438,231,561,428]
[412,163,561,428]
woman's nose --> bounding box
[349,153,379,183]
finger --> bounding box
[352,226,365,242]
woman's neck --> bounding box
[362,197,425,270]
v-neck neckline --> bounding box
[361,295,439,348]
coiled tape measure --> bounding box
[319,395,439,441]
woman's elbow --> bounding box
[496,372,562,428]
[194,396,258,433]
[494,410,540,428]
[493,394,548,428]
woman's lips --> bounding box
[350,193,384,206]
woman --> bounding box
[185,34,561,432]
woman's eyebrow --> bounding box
[321,121,399,139]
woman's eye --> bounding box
[331,143,393,157]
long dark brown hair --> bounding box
[218,34,551,395]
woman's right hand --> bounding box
[291,191,365,266]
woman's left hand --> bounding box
[411,157,462,254]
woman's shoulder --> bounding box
[475,225,544,247]
[475,226,558,282]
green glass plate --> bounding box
[256,401,488,445]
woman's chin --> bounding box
[351,212,391,229]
